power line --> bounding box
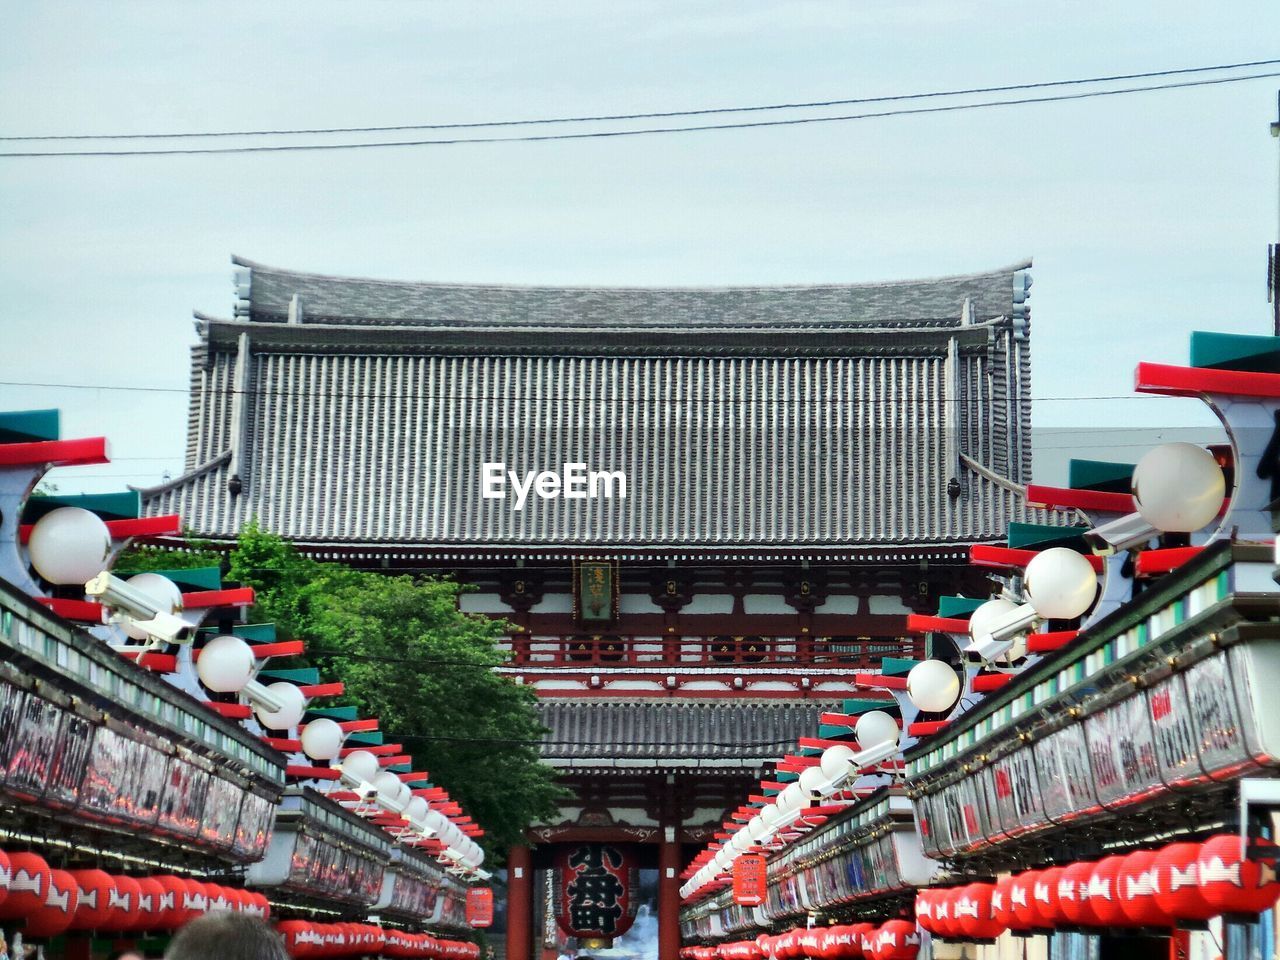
[3,72,1277,158]
[4,57,1276,143]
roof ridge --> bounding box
[230,253,1034,295]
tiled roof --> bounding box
[535,700,835,762]
[140,258,1062,550]
[232,256,1032,330]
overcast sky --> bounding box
[2,2,1277,493]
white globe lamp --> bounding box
[854,710,899,751]
[759,803,781,827]
[121,573,184,640]
[300,717,345,761]
[403,796,429,823]
[819,744,857,781]
[799,764,828,797]
[747,814,767,840]
[374,771,409,805]
[339,750,380,785]
[1133,443,1225,532]
[196,635,256,693]
[777,781,805,813]
[254,681,307,730]
[906,660,962,713]
[968,598,1019,643]
[27,507,113,585]
[1024,547,1098,620]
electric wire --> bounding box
[4,57,1275,142]
[2,71,1277,158]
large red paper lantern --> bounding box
[1030,867,1064,928]
[553,844,638,945]
[1197,834,1280,915]
[956,882,1005,940]
[1009,872,1039,930]
[23,869,80,939]
[1117,850,1172,928]
[1154,842,1217,922]
[1058,861,1099,927]
[871,920,919,960]
[1088,856,1133,928]
[0,851,51,919]
[0,849,10,912]
[67,868,118,930]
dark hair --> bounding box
[164,913,287,960]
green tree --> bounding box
[227,523,565,860]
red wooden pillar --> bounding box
[507,844,535,960]
[659,776,683,960]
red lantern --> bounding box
[1088,856,1133,928]
[914,890,935,934]
[100,875,141,933]
[1154,842,1217,922]
[205,884,233,912]
[0,851,51,919]
[870,920,919,960]
[180,878,209,924]
[22,868,80,939]
[1030,867,1064,928]
[0,849,10,912]
[279,919,319,957]
[1058,861,1099,927]
[67,868,118,930]
[955,882,1005,940]
[133,876,166,930]
[858,925,878,958]
[145,874,184,930]
[799,928,823,958]
[553,844,638,945]
[1197,834,1280,915]
[1008,872,1038,930]
[991,877,1016,931]
[848,923,875,958]
[1116,851,1172,928]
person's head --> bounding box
[164,913,287,960]
[108,952,145,960]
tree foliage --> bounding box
[126,524,566,860]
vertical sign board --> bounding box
[466,886,494,928]
[575,560,618,623]
[732,854,767,907]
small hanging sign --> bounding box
[733,854,767,906]
[466,886,494,928]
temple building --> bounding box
[141,255,1054,960]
